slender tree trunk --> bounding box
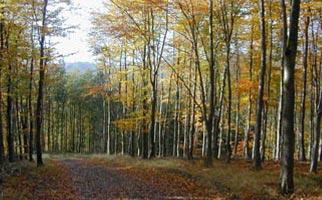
[47,98,51,152]
[234,43,240,156]
[35,0,48,166]
[262,1,273,161]
[226,46,232,163]
[299,16,310,162]
[5,26,15,162]
[0,11,5,164]
[149,81,157,158]
[22,98,29,158]
[7,54,14,162]
[16,100,23,160]
[176,84,181,157]
[28,53,34,160]
[158,83,164,157]
[204,0,216,166]
[280,0,300,194]
[253,0,267,169]
[142,95,149,158]
[141,43,149,159]
[188,79,196,160]
[162,74,173,157]
[129,66,136,157]
[173,78,180,157]
[310,91,322,173]
[244,24,254,160]
[310,23,321,171]
[102,98,106,153]
[183,104,189,158]
[309,79,315,159]
[114,128,118,155]
[71,104,75,152]
[107,98,111,155]
[276,76,283,160]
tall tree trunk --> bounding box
[188,76,197,160]
[280,0,300,194]
[310,22,321,172]
[173,78,180,157]
[309,77,315,159]
[70,104,75,152]
[162,74,173,157]
[262,0,273,161]
[16,99,23,160]
[176,84,181,157]
[129,65,136,157]
[106,65,112,155]
[158,83,164,157]
[299,16,310,162]
[28,55,34,161]
[7,51,14,162]
[22,98,29,158]
[107,98,111,155]
[48,101,51,153]
[225,45,232,163]
[149,80,157,158]
[35,0,48,166]
[102,99,106,153]
[310,91,322,173]
[234,41,241,156]
[141,43,149,159]
[60,103,65,152]
[0,9,5,164]
[276,0,289,162]
[244,24,254,160]
[253,0,267,169]
[204,0,215,166]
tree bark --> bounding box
[244,23,254,160]
[299,16,310,162]
[310,91,322,173]
[0,9,5,164]
[280,0,301,194]
[253,0,267,169]
[173,78,180,157]
[35,0,49,166]
[7,46,14,162]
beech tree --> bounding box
[253,0,267,169]
[280,0,301,194]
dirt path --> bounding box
[59,159,224,200]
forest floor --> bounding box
[0,155,321,200]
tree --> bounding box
[280,0,301,194]
[28,21,35,162]
[0,3,4,164]
[253,0,267,169]
[35,0,48,166]
[299,15,310,162]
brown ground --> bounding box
[1,157,225,200]
[1,155,321,200]
[60,159,223,199]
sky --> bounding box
[52,0,104,63]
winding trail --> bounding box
[59,159,224,200]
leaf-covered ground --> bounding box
[1,157,225,200]
[1,160,79,200]
[1,155,321,200]
[60,158,223,199]
[81,156,322,200]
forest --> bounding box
[0,0,321,199]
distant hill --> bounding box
[65,62,96,73]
